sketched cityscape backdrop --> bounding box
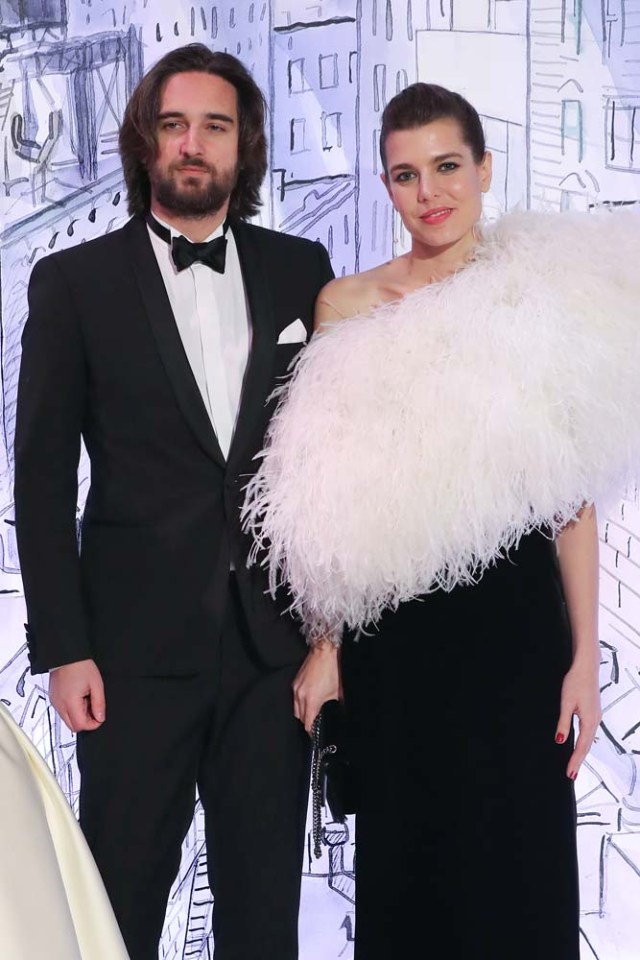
[1,2,640,957]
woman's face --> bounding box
[382,117,492,258]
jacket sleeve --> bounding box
[14,255,91,674]
[315,240,335,288]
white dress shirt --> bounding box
[148,214,251,460]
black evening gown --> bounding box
[341,529,579,960]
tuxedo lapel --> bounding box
[227,220,278,472]
[124,217,226,468]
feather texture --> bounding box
[242,209,640,640]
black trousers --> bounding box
[76,577,310,960]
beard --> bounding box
[150,158,238,218]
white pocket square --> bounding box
[277,318,308,345]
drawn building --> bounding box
[269,1,358,277]
[413,2,529,221]
[2,3,640,958]
[575,489,640,958]
[0,1,273,492]
[356,0,432,270]
[0,13,141,506]
[529,0,640,209]
[0,5,273,957]
[0,4,145,633]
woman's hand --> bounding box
[555,658,602,780]
[293,640,341,735]
[554,505,601,780]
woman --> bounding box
[244,84,640,958]
[0,704,129,959]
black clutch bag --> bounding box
[310,698,357,858]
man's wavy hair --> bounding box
[119,44,267,220]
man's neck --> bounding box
[150,203,228,242]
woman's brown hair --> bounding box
[380,82,486,173]
[119,44,267,219]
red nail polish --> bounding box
[569,771,578,781]
[555,733,565,744]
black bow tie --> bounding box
[171,233,227,273]
[147,214,228,274]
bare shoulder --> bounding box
[315,263,393,328]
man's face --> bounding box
[150,70,240,218]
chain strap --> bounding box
[311,714,337,859]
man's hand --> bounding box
[292,641,341,735]
[49,659,106,732]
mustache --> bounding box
[172,157,212,172]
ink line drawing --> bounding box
[1,2,639,956]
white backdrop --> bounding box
[1,1,640,957]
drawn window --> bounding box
[374,64,387,113]
[606,100,640,172]
[561,99,584,162]
[482,116,508,155]
[290,118,307,154]
[373,128,381,175]
[91,56,127,169]
[385,0,394,41]
[563,0,583,54]
[396,69,409,96]
[371,199,378,252]
[480,115,509,209]
[288,59,310,94]
[0,0,65,31]
[319,54,339,89]
[602,0,625,54]
[349,51,358,83]
[9,31,141,188]
[322,112,342,151]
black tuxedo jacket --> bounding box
[14,215,333,675]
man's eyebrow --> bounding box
[157,111,236,124]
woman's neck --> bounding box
[404,231,479,286]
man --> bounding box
[14,44,337,960]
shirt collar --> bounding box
[151,211,226,243]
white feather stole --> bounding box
[243,209,640,640]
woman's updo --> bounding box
[380,83,486,172]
